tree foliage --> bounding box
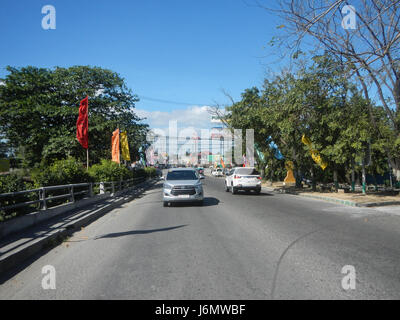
[224,53,392,185]
[0,66,149,168]
[260,0,400,172]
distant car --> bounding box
[225,167,262,194]
[162,168,204,206]
[212,168,223,177]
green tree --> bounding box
[224,53,392,190]
[0,66,149,168]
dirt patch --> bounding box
[262,182,400,204]
[295,191,400,204]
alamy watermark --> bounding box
[41,5,56,30]
[341,265,356,290]
[41,265,56,290]
[146,121,254,167]
[341,5,357,30]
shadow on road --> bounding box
[0,180,160,285]
[169,197,220,207]
[94,225,187,240]
[203,197,220,206]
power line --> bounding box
[138,95,216,107]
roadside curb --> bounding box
[261,187,400,208]
[0,178,158,275]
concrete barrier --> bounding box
[0,193,111,239]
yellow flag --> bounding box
[302,134,328,170]
[302,134,312,146]
[284,161,296,184]
[120,131,131,161]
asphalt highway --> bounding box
[1,175,400,299]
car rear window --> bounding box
[235,168,260,175]
[167,170,198,180]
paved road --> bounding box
[1,175,400,299]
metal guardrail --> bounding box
[0,176,147,213]
[93,177,146,195]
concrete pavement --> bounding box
[1,175,400,299]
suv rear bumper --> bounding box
[233,184,261,191]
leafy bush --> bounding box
[28,158,93,209]
[31,158,92,187]
[0,174,30,194]
[132,168,146,178]
[0,174,34,221]
[144,167,157,178]
[88,159,131,182]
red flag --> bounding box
[76,96,89,149]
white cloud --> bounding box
[95,88,105,97]
[136,105,217,130]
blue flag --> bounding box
[268,139,284,160]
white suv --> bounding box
[225,167,262,194]
[163,168,204,206]
[212,168,223,177]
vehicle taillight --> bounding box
[257,176,262,180]
[234,175,239,179]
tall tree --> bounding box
[223,53,390,188]
[0,66,149,167]
[260,0,400,176]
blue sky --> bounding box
[0,0,282,129]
